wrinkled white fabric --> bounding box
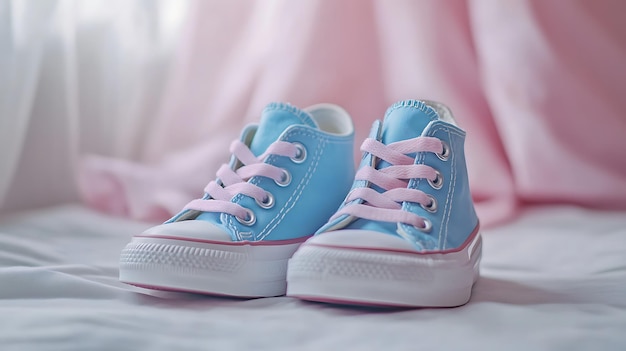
[0,205,624,350]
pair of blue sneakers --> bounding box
[119,100,482,307]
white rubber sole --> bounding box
[119,237,304,297]
[286,233,482,307]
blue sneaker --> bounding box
[119,102,355,297]
[287,100,481,307]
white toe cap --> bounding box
[304,229,419,252]
[139,220,232,242]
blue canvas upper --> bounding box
[249,103,319,156]
[166,102,355,242]
[317,100,479,251]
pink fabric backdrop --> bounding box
[79,0,626,227]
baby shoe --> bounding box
[119,102,355,297]
[286,100,481,307]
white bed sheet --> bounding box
[0,205,625,351]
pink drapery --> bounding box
[79,0,626,227]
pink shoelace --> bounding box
[184,139,300,222]
[330,137,446,230]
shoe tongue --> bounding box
[381,100,439,144]
[249,103,319,156]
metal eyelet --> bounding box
[290,143,307,164]
[235,209,256,226]
[256,192,275,209]
[415,218,433,233]
[275,169,291,187]
[428,170,444,190]
[420,195,438,213]
[437,141,450,161]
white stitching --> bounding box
[226,129,325,238]
[220,127,346,241]
[263,102,313,126]
[384,100,438,120]
[441,129,457,249]
[426,124,462,249]
[400,123,464,249]
[257,131,326,240]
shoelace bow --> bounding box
[184,139,299,221]
[330,136,445,230]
